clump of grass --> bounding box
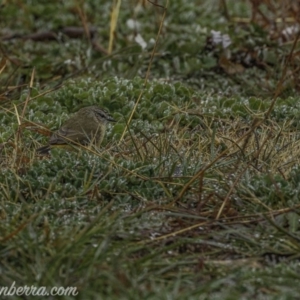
[1,76,300,298]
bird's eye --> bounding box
[95,111,106,119]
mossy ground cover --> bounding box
[1,1,300,299]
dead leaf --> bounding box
[219,55,245,75]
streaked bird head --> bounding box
[90,106,116,124]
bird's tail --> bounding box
[36,145,51,155]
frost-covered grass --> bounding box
[1,1,300,299]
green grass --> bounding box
[1,0,300,299]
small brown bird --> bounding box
[37,105,116,154]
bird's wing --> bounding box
[49,126,87,145]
